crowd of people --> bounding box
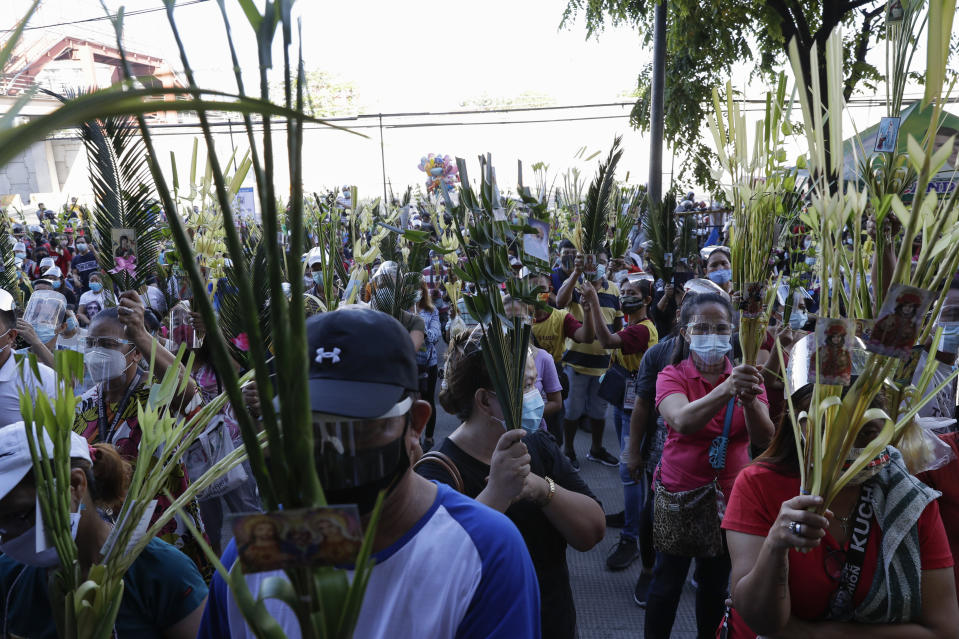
[2,191,959,639]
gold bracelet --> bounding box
[539,476,556,508]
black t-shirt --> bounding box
[416,429,598,639]
[71,251,98,289]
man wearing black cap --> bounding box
[199,307,540,638]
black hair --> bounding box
[88,307,121,332]
[439,331,492,420]
[670,292,734,365]
[559,239,575,251]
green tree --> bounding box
[459,90,557,110]
[562,1,892,185]
[274,69,360,117]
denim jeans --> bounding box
[613,405,644,541]
[643,548,731,639]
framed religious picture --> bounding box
[875,117,901,154]
[865,284,934,360]
[232,505,363,573]
[812,318,855,386]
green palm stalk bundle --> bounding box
[708,75,796,364]
[783,6,959,512]
[580,136,624,260]
[0,215,22,305]
[441,157,539,431]
[609,185,646,260]
[18,348,260,639]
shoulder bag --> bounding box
[652,397,735,558]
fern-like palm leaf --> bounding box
[581,136,624,254]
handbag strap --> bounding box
[413,450,465,494]
[720,396,735,439]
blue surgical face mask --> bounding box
[789,311,807,330]
[688,333,732,365]
[312,271,323,286]
[90,282,103,292]
[51,279,61,290]
[65,316,78,332]
[939,324,959,356]
[35,326,56,343]
[592,264,606,282]
[804,256,816,267]
[521,389,545,433]
[707,268,732,285]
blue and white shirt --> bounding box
[197,483,541,639]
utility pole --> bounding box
[648,0,666,208]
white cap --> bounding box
[39,257,55,270]
[41,265,62,279]
[0,423,92,501]
[12,242,25,253]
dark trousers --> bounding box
[643,547,731,639]
[420,364,439,438]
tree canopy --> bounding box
[561,0,893,186]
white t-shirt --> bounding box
[0,351,57,428]
[198,483,541,639]
[78,290,112,321]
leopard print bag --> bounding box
[652,475,724,558]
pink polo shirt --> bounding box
[654,357,767,501]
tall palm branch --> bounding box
[79,116,161,292]
[581,135,624,254]
[219,229,271,363]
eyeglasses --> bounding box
[686,322,734,335]
[81,337,134,351]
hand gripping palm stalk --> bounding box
[782,2,959,512]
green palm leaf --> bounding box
[80,116,162,291]
[581,135,624,254]
[219,229,272,363]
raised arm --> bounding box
[555,254,584,309]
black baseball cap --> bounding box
[307,307,419,419]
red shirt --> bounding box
[917,432,959,605]
[618,322,651,356]
[561,313,581,339]
[722,463,953,637]
[655,357,767,498]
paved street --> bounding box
[430,354,700,638]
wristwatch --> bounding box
[538,476,556,508]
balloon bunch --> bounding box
[418,153,460,193]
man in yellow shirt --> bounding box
[556,252,622,470]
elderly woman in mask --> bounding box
[73,291,210,575]
[721,346,959,638]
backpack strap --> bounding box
[413,450,464,494]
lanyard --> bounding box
[826,483,875,619]
[97,370,143,444]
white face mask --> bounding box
[0,512,81,568]
[85,347,133,384]
[688,333,732,365]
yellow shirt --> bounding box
[612,318,659,373]
[562,281,623,376]
[532,308,572,364]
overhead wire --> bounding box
[1,0,210,32]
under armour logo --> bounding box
[315,347,342,364]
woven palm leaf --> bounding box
[219,229,271,362]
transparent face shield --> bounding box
[313,397,413,494]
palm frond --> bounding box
[370,267,421,320]
[79,116,161,291]
[219,229,271,363]
[581,135,624,254]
